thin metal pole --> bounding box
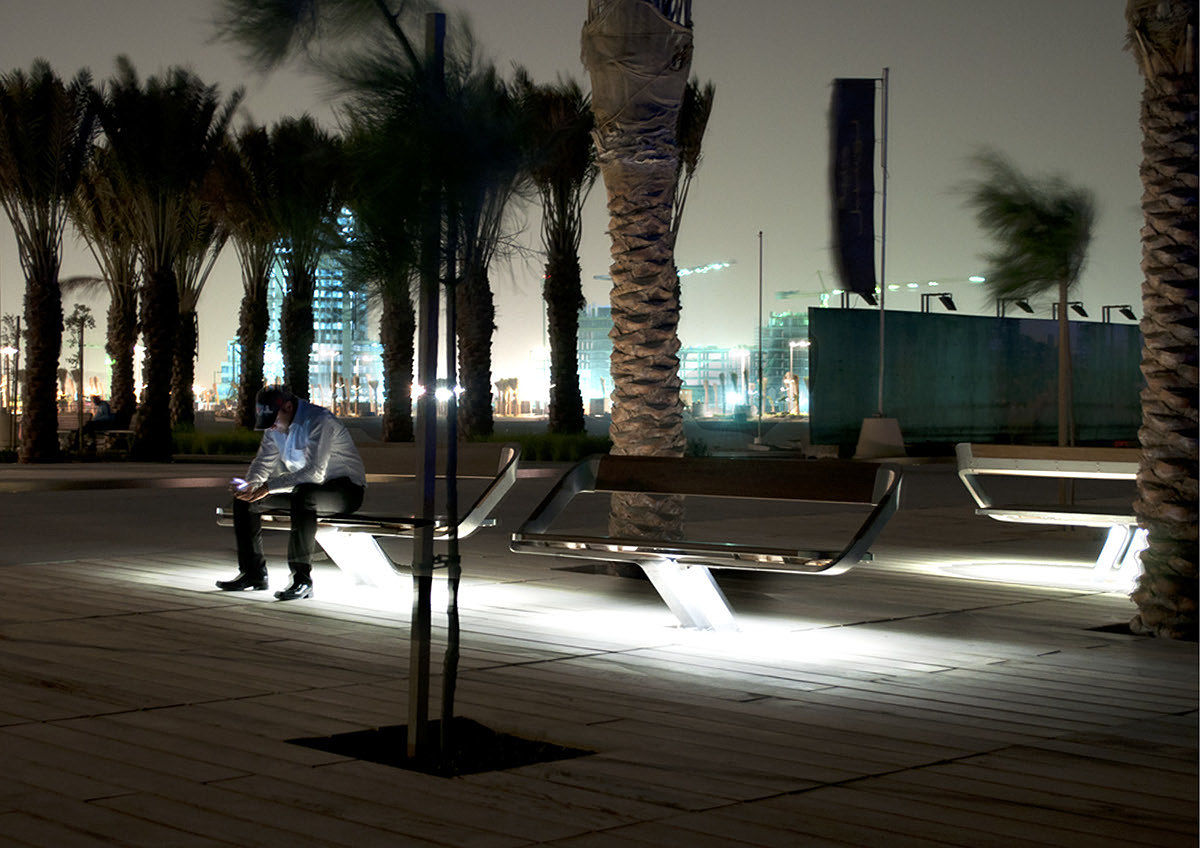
[876,67,889,418]
[440,201,460,754]
[756,230,764,442]
[409,10,445,763]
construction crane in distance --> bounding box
[592,259,737,282]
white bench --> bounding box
[955,443,1146,579]
[216,442,520,587]
[510,455,903,630]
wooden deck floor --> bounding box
[0,467,1195,846]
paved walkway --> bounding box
[0,461,1195,846]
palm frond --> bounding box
[671,76,714,238]
[961,150,1097,305]
[0,60,97,278]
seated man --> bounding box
[89,396,115,428]
[217,385,366,601]
[80,396,115,445]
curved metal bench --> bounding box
[954,443,1146,579]
[511,454,903,629]
[216,442,521,586]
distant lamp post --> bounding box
[920,292,957,312]
[1101,304,1138,323]
[1051,301,1089,319]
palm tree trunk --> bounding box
[236,289,269,429]
[281,279,314,399]
[455,265,495,439]
[106,286,138,426]
[1056,280,1074,447]
[19,256,62,463]
[583,0,692,540]
[380,281,415,442]
[1128,52,1198,639]
[545,256,586,434]
[171,309,198,427]
[132,268,179,461]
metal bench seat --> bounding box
[216,443,520,586]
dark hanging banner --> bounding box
[830,78,877,300]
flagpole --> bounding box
[877,66,889,417]
[756,230,764,444]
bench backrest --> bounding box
[963,444,1140,464]
[592,455,895,505]
[356,442,519,480]
[956,443,1139,482]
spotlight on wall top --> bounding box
[1053,301,1089,319]
[1102,304,1138,322]
[920,292,957,312]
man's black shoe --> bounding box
[275,581,313,601]
[216,573,268,592]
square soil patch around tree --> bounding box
[290,717,593,777]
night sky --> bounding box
[0,0,1144,391]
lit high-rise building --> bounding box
[218,211,384,413]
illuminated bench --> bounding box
[216,442,520,586]
[510,455,903,630]
[954,443,1146,578]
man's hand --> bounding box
[234,484,271,502]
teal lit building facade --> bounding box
[218,211,384,412]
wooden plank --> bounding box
[866,768,1193,844]
[222,762,634,845]
[976,747,1197,801]
[518,756,747,811]
[887,761,1196,831]
[8,745,133,801]
[713,794,959,848]
[765,785,1142,848]
[966,444,1140,464]
[613,809,846,848]
[5,792,234,848]
[94,788,436,848]
[0,810,117,848]
[594,455,888,503]
[574,817,771,848]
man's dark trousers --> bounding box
[233,478,365,582]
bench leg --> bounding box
[315,528,401,587]
[1117,527,1148,580]
[640,560,737,631]
[1094,525,1148,581]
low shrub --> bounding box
[480,432,611,462]
[172,427,261,456]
